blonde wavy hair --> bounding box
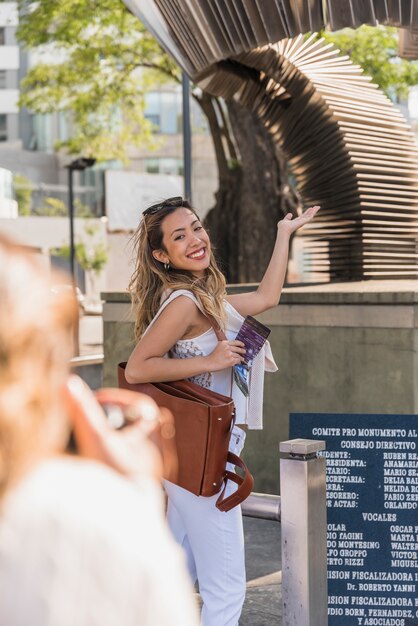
[129,199,227,341]
[0,235,78,500]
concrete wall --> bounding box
[124,128,218,219]
[102,281,418,494]
[106,232,135,293]
[0,216,108,293]
[0,148,60,183]
[0,215,106,250]
[0,215,144,293]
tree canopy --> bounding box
[17,0,180,161]
[321,25,418,100]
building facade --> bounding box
[0,2,19,146]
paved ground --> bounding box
[241,517,282,625]
[196,517,282,625]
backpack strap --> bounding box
[215,452,254,512]
[151,290,227,341]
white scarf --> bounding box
[222,297,278,429]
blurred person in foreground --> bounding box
[0,234,199,626]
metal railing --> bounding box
[70,353,104,367]
[242,492,281,521]
[242,438,328,626]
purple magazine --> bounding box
[233,316,271,396]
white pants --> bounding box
[164,426,247,626]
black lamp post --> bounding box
[65,157,96,286]
[182,72,192,203]
[65,157,96,358]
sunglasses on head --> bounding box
[142,196,185,216]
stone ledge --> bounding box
[103,280,418,307]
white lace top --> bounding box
[145,290,278,429]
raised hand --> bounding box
[277,205,320,236]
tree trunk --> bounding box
[204,98,299,283]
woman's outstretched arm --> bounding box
[226,206,320,317]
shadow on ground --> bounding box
[241,517,282,625]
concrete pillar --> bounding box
[280,438,328,626]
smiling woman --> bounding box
[125,195,318,626]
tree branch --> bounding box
[194,92,231,181]
[213,98,238,162]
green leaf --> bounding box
[17,0,181,161]
[319,26,418,101]
[51,221,108,274]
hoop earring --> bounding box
[164,262,170,271]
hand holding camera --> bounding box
[64,376,177,484]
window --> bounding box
[0,29,5,46]
[0,71,6,89]
[144,157,183,176]
[144,91,182,134]
[31,113,53,152]
[144,92,161,131]
[0,115,7,142]
[0,167,13,199]
[58,112,70,142]
[144,158,159,174]
[144,113,160,128]
[160,158,183,175]
[159,92,181,134]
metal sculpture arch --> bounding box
[125,1,418,75]
[124,0,418,279]
[199,35,418,279]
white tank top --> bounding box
[146,289,278,429]
[151,289,248,425]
